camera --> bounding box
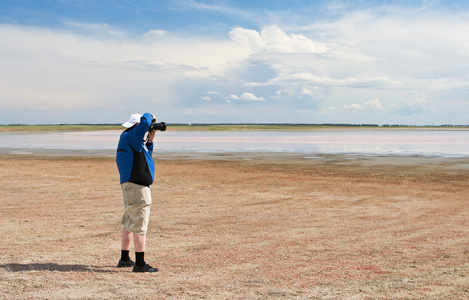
[149,122,166,132]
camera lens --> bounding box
[149,122,166,132]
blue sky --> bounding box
[1,0,468,125]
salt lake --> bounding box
[1,129,468,158]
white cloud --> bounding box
[211,92,265,102]
[231,8,469,92]
[1,4,469,125]
[344,99,384,111]
[229,28,263,52]
[0,23,249,116]
[198,91,266,105]
[390,91,427,116]
[230,26,328,54]
[64,21,125,37]
[225,7,469,124]
[301,86,319,97]
[344,103,364,111]
[239,92,265,101]
[143,29,168,39]
[365,98,384,110]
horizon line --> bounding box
[1,123,468,127]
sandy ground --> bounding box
[0,154,468,299]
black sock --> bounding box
[121,250,130,262]
[136,252,145,267]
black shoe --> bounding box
[132,263,158,273]
[117,259,135,268]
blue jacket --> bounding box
[116,113,155,186]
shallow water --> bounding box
[1,129,468,157]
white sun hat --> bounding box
[122,113,142,128]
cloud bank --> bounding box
[0,2,468,124]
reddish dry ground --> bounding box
[0,155,468,299]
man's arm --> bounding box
[146,114,156,147]
[128,113,154,151]
[147,130,156,145]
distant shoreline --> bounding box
[0,123,468,132]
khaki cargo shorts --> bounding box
[121,182,152,235]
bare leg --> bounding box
[132,233,157,272]
[134,234,146,253]
[121,227,133,251]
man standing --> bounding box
[116,112,158,273]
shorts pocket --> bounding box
[122,182,148,206]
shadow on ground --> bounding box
[0,263,117,273]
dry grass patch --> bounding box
[0,155,468,299]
